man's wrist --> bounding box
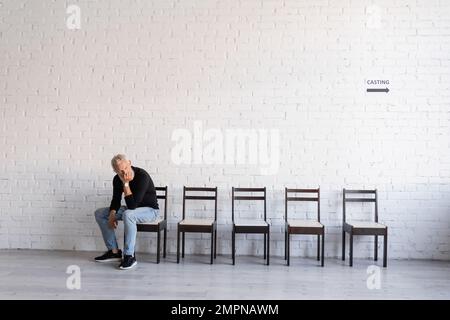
[123,184,132,196]
[123,182,130,188]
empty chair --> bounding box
[285,188,325,267]
[177,186,218,264]
[136,186,168,264]
[342,188,388,267]
[232,187,270,265]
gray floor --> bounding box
[0,249,449,299]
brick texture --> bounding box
[0,0,449,259]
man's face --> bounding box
[114,160,132,180]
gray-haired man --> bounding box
[94,154,159,269]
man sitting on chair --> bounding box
[94,154,159,270]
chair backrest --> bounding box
[285,188,320,222]
[232,187,266,222]
[343,188,378,223]
[155,186,168,220]
[182,186,218,221]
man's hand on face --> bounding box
[122,170,133,183]
[116,160,133,185]
[108,212,118,229]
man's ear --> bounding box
[128,160,132,166]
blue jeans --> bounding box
[94,206,159,256]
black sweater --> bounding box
[109,166,159,211]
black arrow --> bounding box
[367,88,389,93]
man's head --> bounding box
[111,154,133,181]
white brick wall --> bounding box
[1,0,449,260]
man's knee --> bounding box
[123,209,135,223]
[94,207,109,221]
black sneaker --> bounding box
[94,249,122,262]
[119,255,137,270]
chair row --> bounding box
[137,187,388,268]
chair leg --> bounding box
[232,229,235,265]
[266,229,270,266]
[176,228,180,264]
[214,226,217,259]
[163,228,167,258]
[182,232,185,258]
[383,231,388,268]
[374,235,378,261]
[263,234,266,260]
[284,229,287,260]
[342,231,346,261]
[321,232,325,267]
[317,235,320,261]
[349,233,354,267]
[210,230,214,265]
[156,230,161,264]
[287,232,290,266]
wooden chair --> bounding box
[342,188,388,267]
[285,188,325,267]
[136,186,168,264]
[177,186,217,264]
[232,187,270,265]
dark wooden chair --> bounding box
[177,186,217,264]
[285,188,325,267]
[232,187,270,265]
[136,186,168,264]
[342,188,388,267]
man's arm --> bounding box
[124,173,150,210]
[109,176,122,212]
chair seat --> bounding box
[347,221,386,229]
[234,219,269,227]
[137,217,164,225]
[288,219,323,228]
[179,218,215,226]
